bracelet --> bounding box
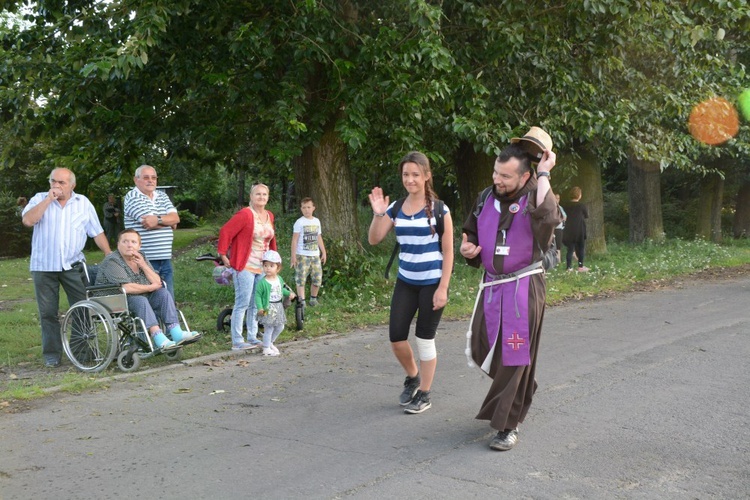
[373,211,386,217]
[537,171,551,179]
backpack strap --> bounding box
[384,198,406,279]
[472,186,494,218]
[434,200,444,243]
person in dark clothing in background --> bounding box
[562,186,589,272]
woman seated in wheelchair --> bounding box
[95,229,199,351]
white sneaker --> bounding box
[270,344,280,354]
[263,347,279,357]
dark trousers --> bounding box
[32,270,86,363]
[565,241,586,269]
[103,219,119,245]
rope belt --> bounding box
[482,260,545,308]
[482,261,545,289]
[465,260,545,371]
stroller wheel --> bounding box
[295,301,305,331]
[217,308,233,332]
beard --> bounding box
[495,183,520,198]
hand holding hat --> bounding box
[511,126,554,166]
[536,149,556,174]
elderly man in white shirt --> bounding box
[22,168,111,367]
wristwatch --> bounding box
[157,215,163,225]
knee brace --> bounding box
[415,337,437,361]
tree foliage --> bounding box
[1,0,749,249]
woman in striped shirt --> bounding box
[368,151,454,414]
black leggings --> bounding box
[565,241,586,269]
[389,279,444,343]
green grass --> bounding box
[545,238,744,302]
[2,216,750,401]
[2,371,111,400]
[0,258,34,300]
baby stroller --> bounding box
[196,252,304,331]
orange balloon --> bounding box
[688,97,739,145]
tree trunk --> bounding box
[571,148,607,254]
[732,180,750,238]
[454,140,495,223]
[696,174,724,242]
[236,169,246,208]
[292,116,358,249]
[628,156,664,243]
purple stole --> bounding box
[477,195,533,366]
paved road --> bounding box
[1,276,749,499]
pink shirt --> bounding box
[245,216,275,274]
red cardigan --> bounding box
[217,207,277,271]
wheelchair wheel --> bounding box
[295,301,305,331]
[117,349,141,373]
[164,348,182,361]
[217,308,233,332]
[62,301,118,373]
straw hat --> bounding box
[510,126,553,161]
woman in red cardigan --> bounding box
[218,183,277,350]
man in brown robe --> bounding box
[460,127,561,451]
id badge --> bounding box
[495,245,510,256]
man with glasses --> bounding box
[22,168,111,367]
[123,164,180,297]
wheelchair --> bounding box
[60,261,200,373]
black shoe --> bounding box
[44,358,61,368]
[403,390,431,414]
[399,374,420,406]
[489,428,519,451]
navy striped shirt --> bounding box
[123,187,177,261]
[387,200,449,286]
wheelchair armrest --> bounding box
[86,283,125,294]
